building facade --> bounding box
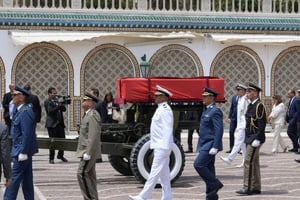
[0,0,299,133]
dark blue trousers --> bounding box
[194,151,222,200]
[4,156,34,200]
[287,124,299,150]
[229,120,237,150]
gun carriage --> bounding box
[38,77,225,184]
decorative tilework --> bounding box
[0,57,4,122]
[81,43,139,115]
[73,98,81,131]
[211,45,265,122]
[149,44,203,77]
[271,46,300,105]
[0,11,299,33]
[11,42,75,131]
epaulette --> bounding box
[23,105,28,111]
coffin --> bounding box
[117,77,225,103]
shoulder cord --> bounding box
[250,102,267,132]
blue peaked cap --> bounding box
[12,85,31,96]
[202,87,219,97]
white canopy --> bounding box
[209,33,300,44]
[8,30,204,46]
[9,30,300,46]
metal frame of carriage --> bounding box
[37,77,225,184]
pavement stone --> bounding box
[1,132,300,200]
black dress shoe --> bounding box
[96,158,103,163]
[57,156,68,162]
[251,190,261,194]
[295,159,300,163]
[236,189,261,195]
[236,189,251,195]
[207,183,223,197]
[288,148,297,152]
[185,150,193,153]
[225,150,232,153]
[49,160,54,164]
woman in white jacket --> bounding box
[268,95,289,154]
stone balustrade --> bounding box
[0,0,299,16]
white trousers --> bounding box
[139,149,172,200]
[272,124,288,152]
[228,128,246,161]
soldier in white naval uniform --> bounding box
[129,85,174,200]
[220,84,248,167]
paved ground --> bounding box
[1,132,300,200]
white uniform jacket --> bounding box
[236,95,249,131]
[150,102,174,150]
[269,102,286,126]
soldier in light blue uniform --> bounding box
[194,87,224,200]
[4,85,38,200]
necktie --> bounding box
[13,107,18,116]
[287,97,293,115]
[247,103,253,111]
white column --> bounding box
[137,0,148,10]
[201,0,210,12]
[3,0,13,7]
[72,0,82,9]
[262,0,272,13]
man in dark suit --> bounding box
[24,84,42,123]
[3,85,38,200]
[2,84,15,131]
[194,87,224,200]
[226,88,239,153]
[285,89,299,152]
[44,87,68,164]
[236,83,266,195]
[0,122,11,187]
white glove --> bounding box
[209,148,218,155]
[83,153,91,161]
[251,139,261,147]
[18,153,28,162]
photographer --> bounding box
[44,87,68,164]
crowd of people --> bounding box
[130,83,300,200]
[0,84,118,199]
[0,82,300,200]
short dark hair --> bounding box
[24,84,31,91]
[91,88,99,97]
[48,87,56,94]
[290,89,296,95]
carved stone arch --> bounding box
[211,45,265,96]
[12,42,74,131]
[81,43,139,99]
[149,44,203,77]
[211,45,266,120]
[0,57,5,121]
[271,46,300,104]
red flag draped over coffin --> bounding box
[117,77,225,103]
